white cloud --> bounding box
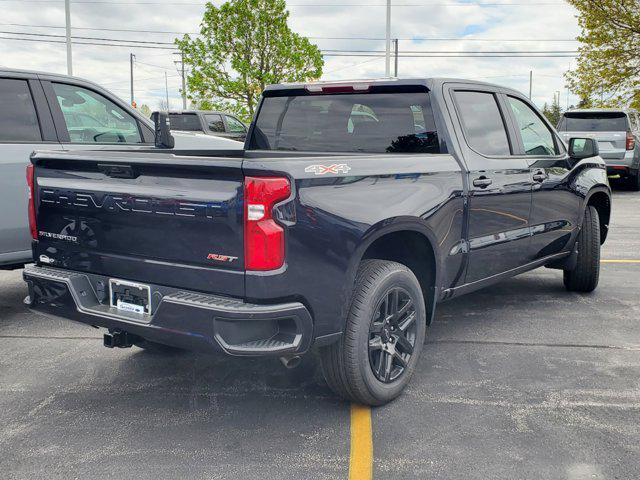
[0,0,580,110]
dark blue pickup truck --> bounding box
[24,79,611,405]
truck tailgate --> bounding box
[559,130,627,161]
[32,151,245,297]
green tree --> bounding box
[176,0,324,122]
[542,95,563,126]
[566,0,640,108]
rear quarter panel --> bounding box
[243,154,464,338]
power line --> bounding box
[322,49,579,54]
[2,30,580,52]
[0,22,199,35]
[324,54,577,57]
[0,35,176,49]
[0,23,578,42]
[0,29,175,45]
[0,34,580,57]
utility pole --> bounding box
[165,72,170,111]
[180,52,186,109]
[529,70,532,99]
[65,0,73,75]
[385,0,391,77]
[393,39,398,77]
[129,53,135,107]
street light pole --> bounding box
[65,0,73,75]
[393,38,398,77]
[129,53,135,107]
[385,0,391,77]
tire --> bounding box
[319,260,427,406]
[563,205,600,292]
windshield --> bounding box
[559,112,629,132]
[168,113,203,132]
[249,92,440,153]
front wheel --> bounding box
[564,205,600,292]
[320,260,426,406]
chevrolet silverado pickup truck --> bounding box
[23,79,611,405]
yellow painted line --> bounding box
[601,259,640,264]
[349,403,373,480]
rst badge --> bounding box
[305,164,351,175]
[207,253,238,263]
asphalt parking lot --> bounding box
[1,190,639,480]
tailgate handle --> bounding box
[98,164,137,179]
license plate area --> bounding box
[109,279,152,315]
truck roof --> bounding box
[264,77,526,97]
[564,108,637,115]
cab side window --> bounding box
[205,114,225,133]
[454,90,511,156]
[52,83,142,144]
[507,96,558,156]
[0,78,41,142]
[225,115,246,134]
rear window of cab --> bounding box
[249,91,440,154]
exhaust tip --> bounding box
[279,355,302,369]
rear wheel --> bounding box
[563,205,600,292]
[320,260,426,406]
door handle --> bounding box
[473,176,493,188]
[532,170,547,182]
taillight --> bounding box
[26,164,37,240]
[627,131,635,150]
[244,176,291,271]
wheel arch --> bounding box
[584,187,611,244]
[347,219,440,326]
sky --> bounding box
[0,0,581,112]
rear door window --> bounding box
[0,78,42,142]
[454,90,511,156]
[168,113,202,132]
[250,91,440,153]
[561,112,629,132]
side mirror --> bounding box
[151,111,175,149]
[569,137,599,160]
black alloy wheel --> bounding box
[368,286,417,383]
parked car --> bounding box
[0,68,242,270]
[557,108,640,189]
[24,78,610,405]
[163,110,248,141]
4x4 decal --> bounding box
[304,164,352,175]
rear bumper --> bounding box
[23,265,313,356]
[603,150,636,170]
